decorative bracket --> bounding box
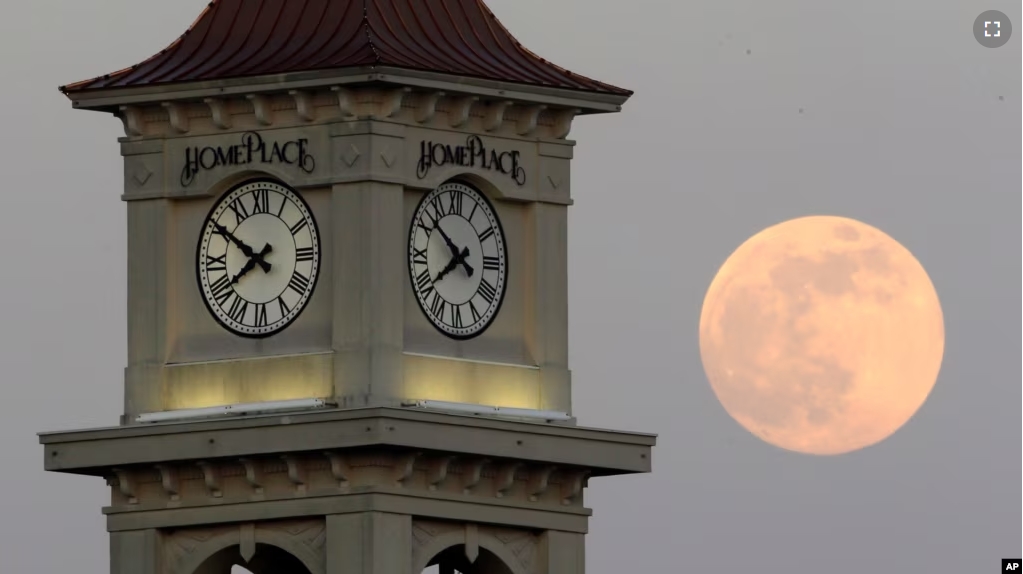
[331,86,357,117]
[155,464,180,502]
[325,452,351,488]
[416,91,444,123]
[378,87,411,118]
[246,94,273,126]
[462,458,488,494]
[239,458,264,495]
[393,452,421,487]
[161,102,190,133]
[483,101,512,132]
[448,96,478,128]
[560,469,590,505]
[282,455,306,494]
[495,462,522,498]
[111,468,138,504]
[118,106,144,137]
[527,465,557,502]
[517,105,547,136]
[196,461,223,498]
[289,90,316,122]
[204,97,232,129]
[552,108,580,139]
[427,456,456,491]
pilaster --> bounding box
[326,512,412,574]
[110,529,161,574]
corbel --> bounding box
[551,108,580,139]
[246,94,273,126]
[427,456,456,491]
[324,452,351,488]
[289,90,316,122]
[155,464,181,502]
[111,468,138,504]
[239,458,264,495]
[331,86,357,117]
[118,105,144,137]
[416,91,445,123]
[483,101,513,132]
[516,105,547,136]
[196,461,222,498]
[527,465,557,502]
[559,469,590,505]
[462,458,488,494]
[161,102,190,133]
[203,97,232,129]
[282,455,306,494]
[378,87,411,118]
[393,452,421,487]
[448,96,479,128]
[494,462,522,498]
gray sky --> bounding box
[0,0,1019,572]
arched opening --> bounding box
[192,543,311,574]
[421,545,516,574]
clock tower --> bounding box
[39,1,656,573]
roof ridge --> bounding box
[360,0,383,66]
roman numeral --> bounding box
[447,190,463,216]
[295,247,315,262]
[412,247,428,265]
[277,196,288,217]
[205,253,227,272]
[429,292,446,318]
[452,305,464,328]
[255,304,268,327]
[228,198,249,224]
[290,218,309,236]
[467,201,478,223]
[429,195,446,218]
[482,256,500,271]
[250,188,270,214]
[276,296,291,317]
[209,274,234,305]
[478,226,495,242]
[478,279,497,304]
[227,296,248,323]
[288,272,310,294]
[415,269,434,298]
[469,301,482,323]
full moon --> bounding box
[699,216,944,455]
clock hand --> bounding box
[227,243,274,285]
[435,247,471,282]
[432,220,475,277]
[212,222,272,273]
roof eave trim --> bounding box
[63,66,631,114]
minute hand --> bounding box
[433,222,474,277]
[213,222,271,273]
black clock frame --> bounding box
[407,179,509,341]
[195,177,322,339]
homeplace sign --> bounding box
[416,135,526,186]
[180,131,316,186]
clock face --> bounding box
[408,181,508,339]
[196,179,321,338]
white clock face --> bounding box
[197,179,321,338]
[408,181,508,339]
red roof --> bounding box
[61,0,630,96]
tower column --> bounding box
[326,512,413,574]
[109,529,160,574]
